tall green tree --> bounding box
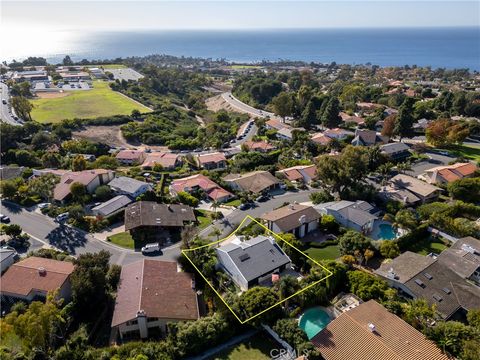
[272,92,294,121]
[11,96,33,121]
[394,97,415,140]
[321,97,341,129]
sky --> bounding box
[2,1,479,32]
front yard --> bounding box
[435,144,480,162]
[196,209,215,230]
[107,231,134,249]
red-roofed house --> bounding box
[310,133,333,146]
[111,260,199,340]
[170,174,232,203]
[116,150,146,165]
[0,257,74,302]
[243,140,276,153]
[276,165,317,184]
[422,162,478,185]
[196,152,227,170]
[54,169,115,202]
[141,152,182,170]
[323,128,354,140]
[265,119,289,131]
[340,112,365,126]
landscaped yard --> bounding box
[408,237,449,256]
[210,334,280,360]
[223,199,241,207]
[302,244,341,261]
[31,81,151,123]
[107,231,134,249]
[196,210,214,230]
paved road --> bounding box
[221,91,281,120]
[200,190,314,239]
[0,201,180,265]
[0,82,21,126]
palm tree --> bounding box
[378,162,394,185]
[396,161,412,174]
[279,275,299,310]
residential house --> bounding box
[375,238,480,320]
[115,150,146,165]
[0,248,16,273]
[223,171,280,194]
[196,152,227,170]
[322,128,354,140]
[111,259,199,340]
[315,200,378,234]
[275,165,317,184]
[421,162,478,185]
[141,152,182,170]
[124,202,196,244]
[311,300,449,360]
[242,140,276,153]
[170,174,232,203]
[378,185,421,206]
[108,176,152,199]
[216,235,291,291]
[351,129,388,146]
[387,174,441,204]
[0,257,74,303]
[53,169,115,203]
[310,132,333,146]
[276,127,305,141]
[92,195,133,218]
[265,119,289,131]
[340,112,365,126]
[356,102,383,111]
[261,204,320,238]
[380,142,411,161]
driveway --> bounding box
[407,151,456,177]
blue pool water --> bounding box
[299,307,331,340]
[378,223,397,240]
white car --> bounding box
[55,213,69,222]
[141,243,161,254]
[38,203,50,209]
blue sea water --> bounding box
[9,28,480,69]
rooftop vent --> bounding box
[423,273,433,280]
[38,267,47,276]
[368,323,376,333]
[239,253,250,262]
[414,279,425,288]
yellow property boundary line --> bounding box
[182,215,333,324]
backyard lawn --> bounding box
[302,244,341,261]
[408,237,449,256]
[196,210,214,230]
[31,81,151,123]
[107,231,134,249]
[210,334,279,360]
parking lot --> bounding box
[107,68,144,81]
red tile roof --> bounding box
[171,174,232,201]
[197,152,226,165]
[243,140,275,152]
[142,152,180,168]
[111,260,199,327]
[116,150,145,161]
[312,300,450,360]
[0,257,74,297]
[54,169,113,201]
[311,133,333,145]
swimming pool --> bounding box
[299,307,332,339]
[378,223,397,240]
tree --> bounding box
[321,97,341,129]
[131,109,141,119]
[402,298,436,332]
[92,155,118,170]
[394,97,415,140]
[0,180,18,199]
[379,241,400,259]
[62,55,74,66]
[394,209,418,230]
[272,92,294,121]
[4,224,22,238]
[320,214,339,233]
[70,182,86,202]
[11,96,33,121]
[41,152,62,168]
[278,233,305,270]
[338,230,372,257]
[177,191,199,207]
[298,99,319,129]
[277,275,300,309]
[347,270,390,301]
[427,320,473,356]
[448,178,480,203]
[71,155,87,171]
[310,190,333,204]
[28,173,59,201]
[70,251,111,322]
[68,204,85,222]
[94,185,112,201]
[237,287,280,325]
[364,249,374,265]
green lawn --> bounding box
[302,244,341,261]
[408,238,448,256]
[31,81,151,123]
[224,199,241,207]
[435,144,480,162]
[210,334,279,360]
[196,210,214,230]
[107,231,134,249]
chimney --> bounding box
[368,323,376,333]
[38,267,47,276]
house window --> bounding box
[147,317,159,322]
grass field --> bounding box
[303,244,341,261]
[223,199,242,207]
[196,209,214,230]
[31,81,151,123]
[107,231,134,249]
[408,237,448,256]
[435,144,480,162]
[210,334,279,360]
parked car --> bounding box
[38,203,51,209]
[55,213,69,222]
[238,203,252,211]
[0,214,11,223]
[2,99,6,104]
[256,194,270,202]
[141,243,161,254]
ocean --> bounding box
[4,27,480,69]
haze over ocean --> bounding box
[4,27,480,70]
